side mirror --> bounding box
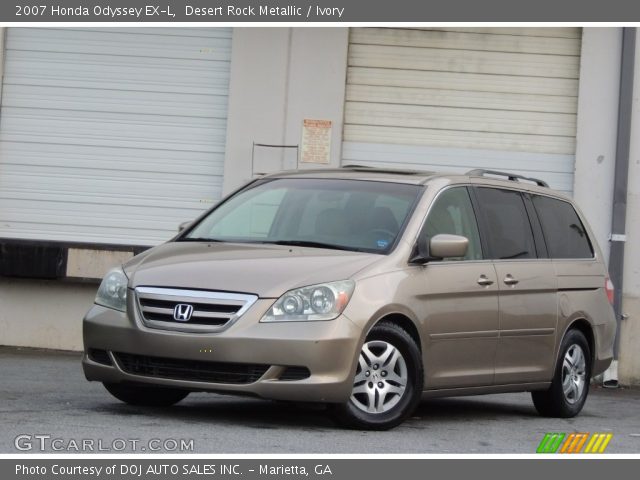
[178,221,192,233]
[429,234,469,259]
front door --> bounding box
[419,186,499,389]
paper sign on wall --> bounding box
[300,119,332,164]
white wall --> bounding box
[222,28,291,193]
[222,28,349,195]
[283,29,349,169]
[573,28,621,264]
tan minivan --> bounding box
[83,167,616,429]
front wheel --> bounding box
[331,322,423,430]
[531,329,591,418]
[103,382,189,407]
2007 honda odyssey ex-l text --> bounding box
[83,167,616,430]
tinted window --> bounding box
[532,195,594,259]
[424,187,482,260]
[475,188,536,260]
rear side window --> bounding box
[474,187,536,260]
[532,195,594,259]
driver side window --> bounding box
[423,187,483,261]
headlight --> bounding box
[261,280,355,322]
[95,267,128,312]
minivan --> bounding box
[83,167,616,430]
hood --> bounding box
[124,241,380,298]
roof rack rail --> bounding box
[340,164,431,176]
[466,169,549,188]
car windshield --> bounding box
[181,178,423,254]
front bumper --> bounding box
[82,296,362,403]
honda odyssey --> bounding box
[83,167,616,429]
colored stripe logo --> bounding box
[537,433,565,453]
[584,433,613,453]
[537,432,613,453]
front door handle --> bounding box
[504,274,519,286]
[477,275,494,286]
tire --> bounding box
[103,382,189,407]
[531,329,591,418]
[331,321,423,430]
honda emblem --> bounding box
[173,304,194,322]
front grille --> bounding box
[279,366,311,381]
[135,287,257,333]
[114,352,269,384]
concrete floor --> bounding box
[1,346,639,453]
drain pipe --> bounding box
[604,27,636,388]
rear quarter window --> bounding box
[532,195,594,259]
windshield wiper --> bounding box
[266,240,361,252]
[176,238,367,252]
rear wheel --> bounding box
[103,382,189,407]
[531,329,591,417]
[332,322,423,430]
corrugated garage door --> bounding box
[343,28,582,195]
[0,27,231,246]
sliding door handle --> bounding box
[504,274,519,286]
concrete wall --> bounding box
[0,278,96,351]
[222,28,291,193]
[282,29,349,170]
[573,28,621,264]
[618,32,640,385]
[222,28,349,195]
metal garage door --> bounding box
[343,28,582,195]
[0,27,232,246]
